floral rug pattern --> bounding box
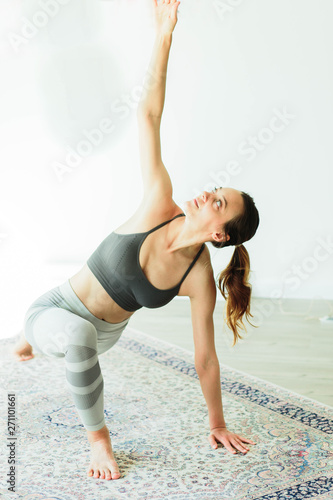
[0,327,332,499]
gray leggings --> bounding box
[23,279,130,431]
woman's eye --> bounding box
[216,200,222,208]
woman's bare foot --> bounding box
[87,425,121,480]
[13,331,34,362]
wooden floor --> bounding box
[129,297,333,408]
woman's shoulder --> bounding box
[114,194,183,234]
[178,244,216,299]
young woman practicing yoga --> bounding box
[14,0,259,482]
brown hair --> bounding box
[211,191,260,346]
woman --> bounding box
[14,0,259,482]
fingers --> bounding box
[218,437,248,454]
[231,437,250,454]
[171,3,180,21]
[234,435,257,446]
[223,440,238,454]
[239,437,256,445]
[209,432,257,455]
[157,0,179,6]
[228,433,258,454]
[208,434,218,450]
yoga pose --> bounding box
[14,0,259,481]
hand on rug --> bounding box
[208,426,256,454]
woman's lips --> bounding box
[194,198,199,208]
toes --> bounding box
[15,353,34,362]
[88,462,121,481]
[111,467,121,480]
[109,460,121,480]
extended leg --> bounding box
[28,308,106,431]
[24,307,121,479]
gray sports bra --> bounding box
[86,213,205,312]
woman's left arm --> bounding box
[190,269,256,454]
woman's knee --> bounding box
[35,315,98,357]
[22,306,99,357]
[60,319,98,352]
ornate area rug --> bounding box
[0,327,332,500]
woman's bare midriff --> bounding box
[69,264,135,324]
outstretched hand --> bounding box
[208,426,256,454]
[153,0,181,36]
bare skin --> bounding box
[13,331,34,361]
[87,425,121,480]
[12,0,256,483]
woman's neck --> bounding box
[166,217,206,255]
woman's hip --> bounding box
[23,279,130,356]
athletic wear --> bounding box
[86,213,205,311]
[24,279,130,431]
[23,213,205,432]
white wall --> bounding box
[1,0,332,318]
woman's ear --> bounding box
[212,232,230,243]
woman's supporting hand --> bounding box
[208,426,257,454]
[153,0,181,36]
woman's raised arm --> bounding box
[137,0,180,198]
[138,0,180,118]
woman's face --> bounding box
[184,186,244,242]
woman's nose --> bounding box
[201,191,210,202]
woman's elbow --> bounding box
[195,354,219,374]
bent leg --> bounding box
[25,307,106,431]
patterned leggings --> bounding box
[23,279,130,431]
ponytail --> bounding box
[216,244,256,346]
[211,190,260,346]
